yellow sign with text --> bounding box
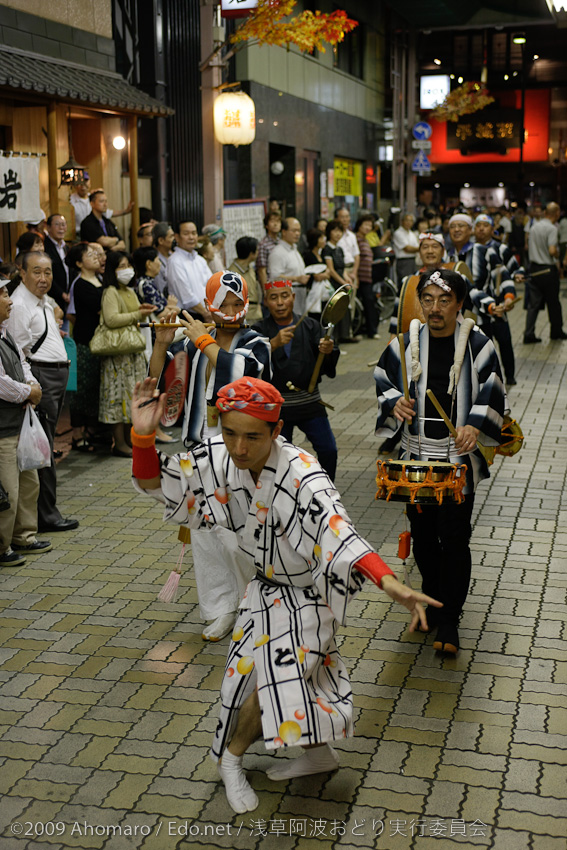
[333,158,362,197]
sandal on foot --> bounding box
[72,437,96,453]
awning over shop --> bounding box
[0,45,174,117]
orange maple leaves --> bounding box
[230,0,358,54]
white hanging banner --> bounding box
[0,156,43,223]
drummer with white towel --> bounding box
[374,269,506,654]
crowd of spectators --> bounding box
[1,181,566,570]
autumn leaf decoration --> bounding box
[431,82,495,123]
[230,0,358,54]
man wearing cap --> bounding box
[374,268,505,656]
[149,271,271,641]
[252,280,339,480]
[473,214,521,384]
[0,276,53,567]
[202,224,227,274]
[131,374,440,813]
[7,252,79,534]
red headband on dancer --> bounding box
[216,377,284,422]
[264,279,293,291]
[205,270,249,323]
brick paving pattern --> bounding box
[1,287,566,850]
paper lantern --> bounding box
[214,92,256,146]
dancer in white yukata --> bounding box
[131,376,441,814]
[149,270,271,640]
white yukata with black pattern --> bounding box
[134,435,374,760]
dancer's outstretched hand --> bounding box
[380,575,442,633]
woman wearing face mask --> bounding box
[99,251,155,457]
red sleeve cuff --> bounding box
[354,552,395,588]
[132,444,161,481]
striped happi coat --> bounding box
[450,241,516,322]
[178,328,271,446]
[374,319,505,493]
[137,436,374,759]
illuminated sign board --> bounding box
[420,75,450,110]
[446,109,521,154]
[221,0,258,18]
[333,158,363,197]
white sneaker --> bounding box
[202,612,236,641]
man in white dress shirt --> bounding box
[393,213,420,286]
[336,207,361,342]
[336,207,360,282]
[0,277,52,567]
[167,221,212,320]
[268,218,310,313]
[69,181,91,237]
[8,253,79,534]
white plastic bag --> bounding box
[17,406,52,471]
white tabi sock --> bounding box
[202,612,236,641]
[218,750,259,814]
[266,743,340,781]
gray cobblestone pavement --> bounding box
[0,285,566,849]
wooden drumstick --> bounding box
[426,389,457,437]
[426,389,493,464]
[398,333,410,400]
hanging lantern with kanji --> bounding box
[213,91,256,146]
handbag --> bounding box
[64,336,77,391]
[90,289,146,357]
[16,406,52,472]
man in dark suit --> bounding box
[43,214,69,312]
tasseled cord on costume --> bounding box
[158,527,192,602]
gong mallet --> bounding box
[307,285,351,393]
[425,389,493,465]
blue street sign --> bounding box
[411,150,431,172]
[412,121,432,141]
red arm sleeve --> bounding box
[354,552,395,588]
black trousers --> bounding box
[524,264,563,338]
[30,363,68,526]
[406,495,475,627]
[358,281,379,337]
[481,318,515,382]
